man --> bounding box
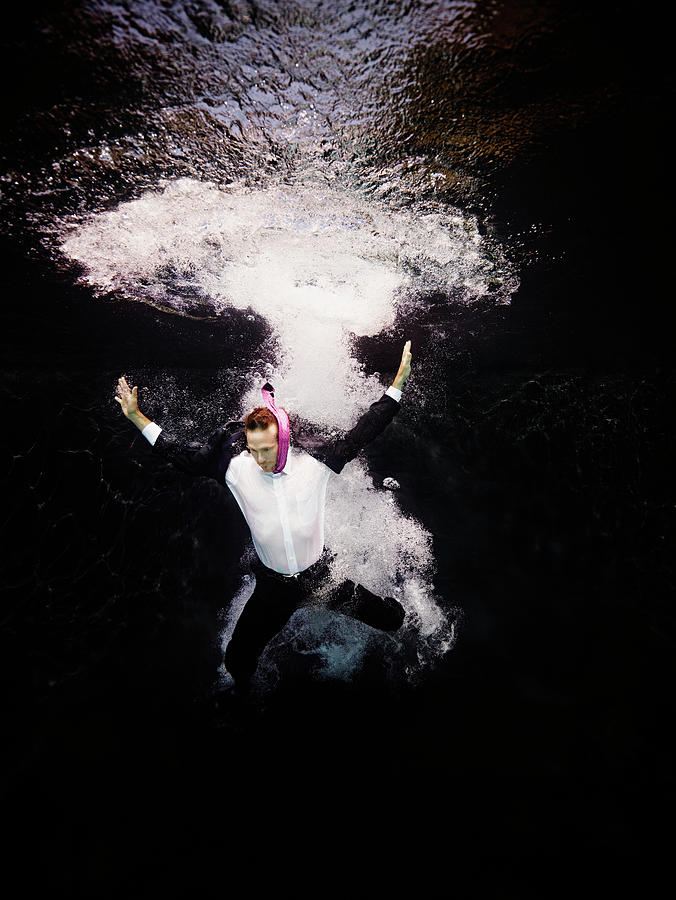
[116,341,412,689]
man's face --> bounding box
[246,423,279,472]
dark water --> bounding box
[1,1,674,892]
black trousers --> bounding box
[224,553,405,685]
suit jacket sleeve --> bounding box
[151,421,245,484]
[298,392,400,474]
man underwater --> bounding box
[116,341,412,690]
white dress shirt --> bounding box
[225,448,329,574]
[142,386,402,575]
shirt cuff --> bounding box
[141,422,162,446]
[385,386,402,402]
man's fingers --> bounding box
[114,396,121,405]
[117,376,137,396]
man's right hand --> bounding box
[392,340,412,391]
[115,376,151,431]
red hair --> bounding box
[244,406,286,432]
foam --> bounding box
[59,178,513,685]
[60,177,516,427]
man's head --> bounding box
[245,406,280,472]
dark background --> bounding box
[1,1,673,893]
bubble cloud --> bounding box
[60,178,514,686]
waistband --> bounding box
[253,551,330,584]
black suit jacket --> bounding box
[151,392,401,483]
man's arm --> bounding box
[115,376,243,481]
[305,341,412,474]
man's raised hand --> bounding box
[115,375,139,418]
[115,376,151,431]
[392,340,412,391]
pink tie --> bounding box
[260,382,290,473]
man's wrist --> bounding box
[128,410,151,430]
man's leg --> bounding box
[326,580,405,631]
[224,570,302,687]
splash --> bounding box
[59,177,512,686]
[60,177,516,426]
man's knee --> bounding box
[360,589,405,631]
[331,581,405,631]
